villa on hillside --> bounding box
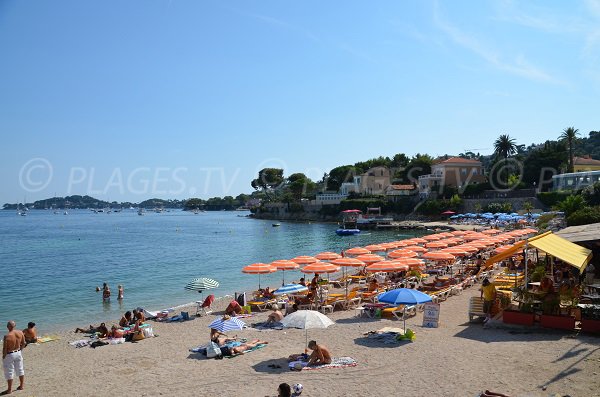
[385,184,418,202]
[574,155,600,172]
[418,157,485,198]
[340,166,392,196]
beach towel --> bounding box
[289,357,357,371]
[234,313,255,319]
[34,335,60,344]
[251,321,283,331]
[69,340,90,348]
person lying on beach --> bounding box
[22,322,37,344]
[108,325,124,339]
[74,323,108,337]
[210,328,237,346]
[368,279,379,292]
[266,304,284,324]
[225,300,243,316]
[119,311,133,328]
[219,339,268,356]
[480,390,510,397]
[306,340,331,366]
[262,287,275,299]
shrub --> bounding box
[537,191,571,207]
[484,202,512,213]
[566,206,600,226]
[555,195,586,216]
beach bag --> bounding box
[206,342,222,359]
[142,327,154,338]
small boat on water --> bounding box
[272,223,281,227]
[335,228,360,236]
[336,209,361,236]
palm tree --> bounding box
[560,127,579,173]
[494,134,518,186]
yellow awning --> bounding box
[485,231,593,272]
[529,233,593,272]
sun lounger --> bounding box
[247,299,276,312]
[469,296,486,322]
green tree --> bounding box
[251,168,284,199]
[559,127,579,173]
[556,194,586,216]
[399,154,434,184]
[493,134,518,186]
[582,182,600,206]
[324,165,357,192]
[522,140,567,191]
[287,173,316,200]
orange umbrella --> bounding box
[440,247,469,256]
[365,244,386,252]
[345,247,371,256]
[451,230,468,236]
[271,260,300,286]
[366,261,409,273]
[315,252,342,261]
[379,242,399,251]
[425,241,448,249]
[441,238,461,246]
[404,245,428,253]
[477,239,497,247]
[291,255,318,265]
[388,249,418,259]
[463,241,487,250]
[392,258,426,269]
[354,254,385,264]
[482,229,500,235]
[242,263,277,289]
[422,251,456,261]
[454,244,479,253]
[301,262,340,274]
[464,233,487,241]
[423,234,441,241]
[331,257,366,267]
[410,237,428,244]
[392,240,410,248]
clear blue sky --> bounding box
[1,0,599,203]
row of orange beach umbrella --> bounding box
[242,227,538,287]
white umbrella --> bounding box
[273,284,308,296]
[280,310,334,348]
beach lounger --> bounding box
[391,305,416,321]
[247,299,276,312]
[468,296,486,322]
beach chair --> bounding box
[468,296,486,322]
[391,305,417,321]
[196,294,214,316]
[247,299,276,312]
[329,276,350,288]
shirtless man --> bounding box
[266,304,284,323]
[22,323,37,344]
[119,311,133,328]
[2,321,26,395]
[307,340,331,366]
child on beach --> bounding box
[117,285,124,300]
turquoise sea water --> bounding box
[0,210,424,332]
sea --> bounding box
[0,209,425,333]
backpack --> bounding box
[206,342,222,359]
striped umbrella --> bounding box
[354,254,385,264]
[271,260,300,286]
[208,316,246,333]
[345,247,371,256]
[315,252,342,261]
[425,241,448,249]
[404,245,428,253]
[273,284,308,296]
[423,234,441,241]
[422,251,456,261]
[185,278,219,292]
[364,244,386,253]
[392,258,425,269]
[291,256,318,265]
[388,249,418,259]
[242,263,277,289]
[410,237,428,244]
[366,261,409,273]
[301,262,340,274]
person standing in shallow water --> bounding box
[102,283,111,302]
[117,285,124,300]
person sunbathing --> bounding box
[133,309,145,323]
[368,279,379,292]
[262,287,275,299]
[219,339,268,356]
[108,325,124,339]
[225,300,243,316]
[266,304,284,323]
[74,323,108,337]
[210,328,237,346]
[23,322,37,344]
[480,391,510,397]
[306,340,331,366]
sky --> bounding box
[1,0,600,204]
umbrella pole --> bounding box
[259,273,261,290]
[282,270,285,287]
[403,306,406,332]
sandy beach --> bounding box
[12,285,599,397]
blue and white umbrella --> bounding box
[208,316,246,333]
[185,278,219,292]
[273,284,308,296]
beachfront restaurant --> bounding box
[484,231,597,332]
